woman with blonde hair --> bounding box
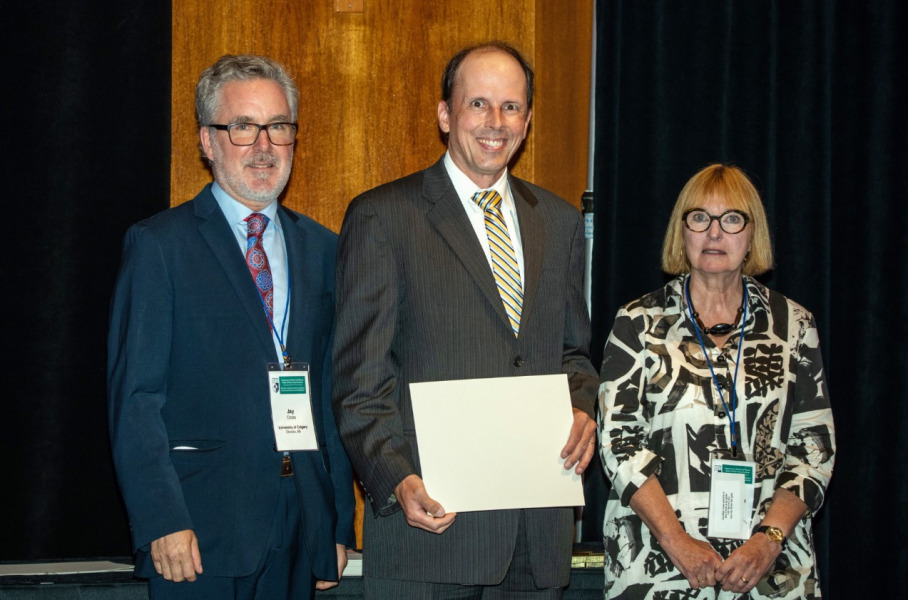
[598,164,835,598]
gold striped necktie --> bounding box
[473,189,523,336]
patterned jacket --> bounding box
[598,275,835,599]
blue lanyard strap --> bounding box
[685,276,749,456]
[256,268,292,367]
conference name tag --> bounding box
[707,456,756,540]
[268,362,318,451]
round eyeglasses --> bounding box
[207,122,298,146]
[682,209,750,234]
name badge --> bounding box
[707,454,756,540]
[268,362,318,451]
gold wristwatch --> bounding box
[757,525,786,545]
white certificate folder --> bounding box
[409,374,585,513]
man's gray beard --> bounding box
[211,151,291,207]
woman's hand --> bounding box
[715,489,804,593]
[715,533,781,593]
[629,475,723,590]
[660,530,724,589]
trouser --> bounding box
[149,475,315,600]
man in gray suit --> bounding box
[333,42,598,598]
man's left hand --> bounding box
[560,408,597,474]
[315,544,348,591]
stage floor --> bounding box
[0,556,603,599]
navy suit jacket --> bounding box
[108,184,354,579]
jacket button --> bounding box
[513,356,524,367]
[716,354,727,363]
[717,411,726,419]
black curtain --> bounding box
[2,1,171,559]
[584,0,908,597]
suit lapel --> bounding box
[277,206,308,351]
[423,161,512,329]
[510,177,544,332]
[194,187,275,355]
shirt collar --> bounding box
[671,274,770,317]
[211,181,281,230]
[443,152,511,207]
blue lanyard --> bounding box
[256,268,292,367]
[685,276,748,457]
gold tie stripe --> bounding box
[473,189,523,336]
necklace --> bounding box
[684,275,749,456]
[687,283,745,336]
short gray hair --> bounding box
[195,54,299,126]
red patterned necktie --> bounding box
[244,213,274,323]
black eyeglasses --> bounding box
[208,122,298,146]
[682,209,750,234]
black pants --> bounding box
[364,510,563,600]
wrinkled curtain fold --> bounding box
[3,1,171,559]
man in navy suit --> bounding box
[108,54,354,600]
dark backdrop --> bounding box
[4,1,907,598]
[582,0,908,598]
[2,1,171,559]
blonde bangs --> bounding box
[662,164,774,276]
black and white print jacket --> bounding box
[597,275,835,599]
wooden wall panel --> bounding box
[172,0,591,229]
[535,0,594,208]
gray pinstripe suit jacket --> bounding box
[332,157,598,587]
